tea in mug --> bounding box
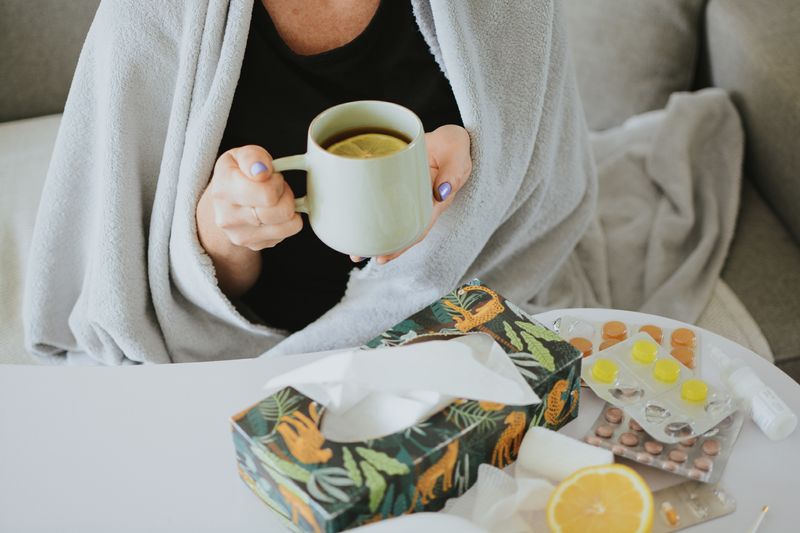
[323,127,410,159]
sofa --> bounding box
[2,0,798,382]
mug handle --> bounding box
[271,154,309,214]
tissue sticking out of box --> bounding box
[261,333,541,442]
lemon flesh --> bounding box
[326,133,408,159]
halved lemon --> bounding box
[546,464,653,533]
[326,133,408,158]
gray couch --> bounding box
[2,0,799,381]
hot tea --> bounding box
[323,127,410,159]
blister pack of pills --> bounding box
[584,403,744,483]
[651,480,737,532]
[555,316,700,369]
[580,333,738,442]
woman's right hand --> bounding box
[205,145,303,250]
[196,145,303,297]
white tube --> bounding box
[710,347,797,441]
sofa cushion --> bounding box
[705,0,800,242]
[0,114,61,364]
[722,178,800,374]
[564,0,706,131]
[0,0,99,122]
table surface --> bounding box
[1,308,798,532]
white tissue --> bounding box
[443,464,553,533]
[261,333,539,442]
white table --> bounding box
[1,308,798,532]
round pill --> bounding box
[569,337,593,358]
[632,339,658,364]
[680,437,697,447]
[639,325,663,344]
[595,425,615,438]
[668,449,688,463]
[599,338,621,351]
[694,457,713,471]
[602,321,628,340]
[716,416,733,429]
[681,379,708,403]
[586,436,603,446]
[653,359,681,383]
[605,407,624,424]
[636,453,653,464]
[663,461,679,472]
[619,432,640,447]
[591,358,619,384]
[671,346,695,369]
[644,441,664,455]
[688,469,704,480]
[671,328,696,348]
[628,419,643,432]
[702,439,721,456]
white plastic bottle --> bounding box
[709,346,797,441]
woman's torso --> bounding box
[218,0,462,332]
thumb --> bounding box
[230,145,275,183]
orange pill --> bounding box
[599,338,621,351]
[671,328,696,348]
[671,346,695,369]
[639,325,663,344]
[569,337,593,358]
[602,321,628,341]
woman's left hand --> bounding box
[351,124,472,264]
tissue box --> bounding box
[231,281,581,532]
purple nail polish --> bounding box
[437,181,452,202]
[250,162,268,176]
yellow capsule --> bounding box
[632,340,658,364]
[653,359,681,384]
[681,379,708,403]
[591,358,619,384]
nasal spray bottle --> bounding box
[709,346,797,441]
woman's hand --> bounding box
[196,145,302,297]
[354,124,472,264]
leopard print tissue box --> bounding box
[231,280,581,532]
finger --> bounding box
[224,215,303,250]
[425,127,472,202]
[251,186,298,225]
[247,215,303,250]
[228,145,275,182]
[213,167,287,208]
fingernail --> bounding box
[437,181,452,202]
[351,256,362,262]
[250,162,269,176]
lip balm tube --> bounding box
[516,427,614,481]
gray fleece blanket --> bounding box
[23,0,740,365]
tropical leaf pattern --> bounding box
[361,460,387,513]
[231,280,582,532]
[342,447,362,487]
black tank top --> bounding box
[218,0,462,332]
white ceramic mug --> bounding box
[272,100,432,257]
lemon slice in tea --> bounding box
[326,133,408,159]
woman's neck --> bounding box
[261,0,381,55]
